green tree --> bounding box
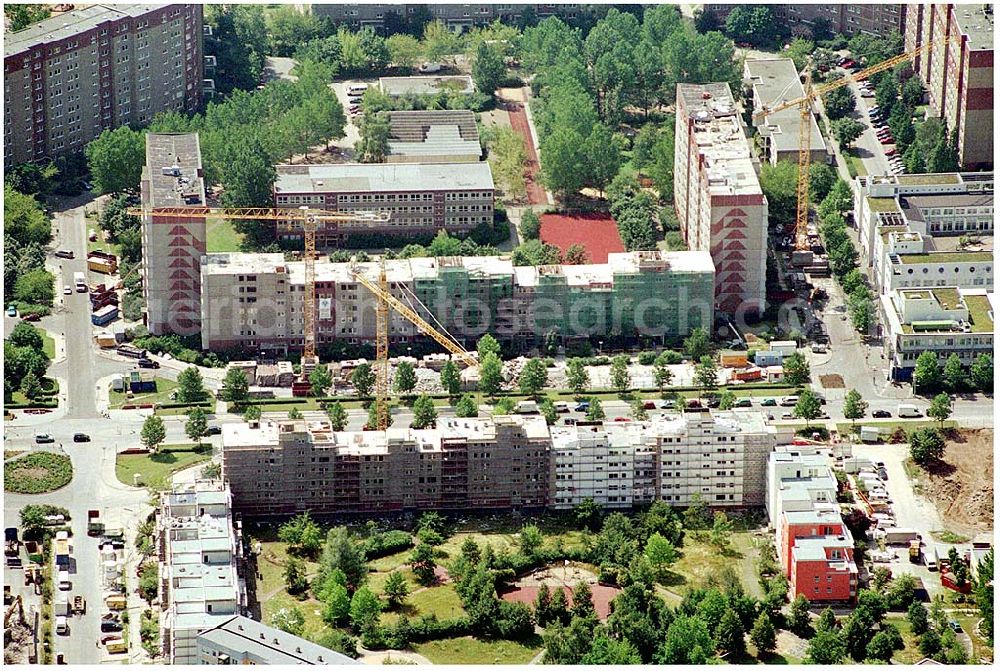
[271,607,306,637]
[631,399,649,421]
[683,327,710,360]
[439,360,461,397]
[715,608,746,656]
[806,628,846,664]
[349,587,382,630]
[907,601,929,635]
[383,571,409,610]
[520,210,541,239]
[865,629,897,662]
[185,407,208,444]
[718,390,736,410]
[610,355,631,394]
[710,511,733,550]
[913,351,941,393]
[479,352,504,397]
[787,594,811,635]
[539,397,558,425]
[354,109,391,163]
[221,367,249,403]
[750,611,776,657]
[477,333,502,360]
[325,400,348,431]
[409,543,437,586]
[970,354,993,393]
[284,556,309,595]
[318,527,368,591]
[942,353,966,391]
[243,405,262,422]
[279,512,324,556]
[176,366,207,403]
[823,86,856,120]
[410,394,438,429]
[518,524,544,558]
[288,405,302,420]
[310,365,333,397]
[909,427,945,465]
[759,161,799,229]
[695,355,719,394]
[8,322,43,350]
[651,353,674,392]
[927,392,952,427]
[903,140,927,173]
[387,33,423,69]
[644,532,678,579]
[85,126,145,194]
[519,358,549,398]
[140,415,166,452]
[493,397,516,415]
[830,117,866,149]
[581,634,643,664]
[574,498,603,532]
[321,579,351,625]
[351,363,376,397]
[472,41,505,96]
[585,397,605,422]
[843,389,868,426]
[655,615,714,664]
[13,269,54,306]
[455,393,478,418]
[794,389,823,427]
[570,581,596,620]
[394,361,417,395]
[783,352,811,385]
[566,358,590,395]
[19,371,42,400]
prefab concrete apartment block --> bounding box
[674,83,767,316]
[141,133,206,336]
[4,3,203,166]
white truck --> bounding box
[897,403,922,418]
[882,527,920,545]
[73,271,87,292]
[515,400,539,414]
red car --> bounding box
[840,59,857,68]
[885,148,897,156]
[613,416,630,422]
[642,401,656,410]
[879,136,895,144]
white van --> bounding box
[56,615,69,634]
[779,395,799,407]
[58,570,71,590]
[897,403,921,418]
[515,400,539,414]
[347,83,368,95]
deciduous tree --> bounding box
[410,394,438,429]
[140,415,166,452]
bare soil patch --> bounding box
[820,374,845,389]
[916,429,993,532]
[499,563,620,620]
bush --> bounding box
[362,530,414,559]
[637,351,657,365]
[4,453,73,493]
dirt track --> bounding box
[918,429,993,533]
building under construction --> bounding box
[199,250,716,353]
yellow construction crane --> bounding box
[131,206,388,390]
[352,261,478,430]
[753,32,957,252]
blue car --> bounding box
[6,304,16,317]
[574,402,590,412]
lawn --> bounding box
[662,531,763,600]
[836,419,958,436]
[413,635,543,664]
[109,377,180,408]
[41,330,55,359]
[846,149,868,178]
[115,444,212,490]
[380,585,465,625]
[4,452,73,493]
[955,614,994,663]
[886,616,923,664]
[206,218,244,253]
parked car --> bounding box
[574,402,590,412]
[205,426,222,436]
[418,62,442,73]
[949,620,963,633]
[780,395,799,407]
[6,305,16,317]
[73,433,90,443]
[879,136,895,144]
[761,398,778,407]
[872,409,892,418]
[885,148,898,156]
[642,401,656,410]
[734,398,753,408]
[686,399,703,409]
[35,434,55,444]
[613,417,630,422]
[660,399,676,409]
[100,621,123,633]
[137,358,160,369]
[781,411,795,420]
[705,396,721,408]
[54,249,74,259]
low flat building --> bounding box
[768,451,858,603]
[744,58,829,167]
[879,287,994,381]
[199,250,716,354]
[159,481,246,665]
[386,110,482,164]
[378,75,475,97]
[197,615,357,665]
[272,162,494,245]
[853,172,994,265]
[875,229,993,295]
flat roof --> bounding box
[386,110,481,158]
[867,196,901,213]
[952,4,994,51]
[895,251,993,264]
[143,133,205,209]
[378,75,475,96]
[274,162,494,193]
[198,615,357,665]
[5,3,171,57]
[894,173,961,186]
[964,293,994,333]
[744,58,826,153]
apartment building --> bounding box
[222,416,552,516]
[705,4,905,37]
[744,58,830,166]
[305,4,596,31]
[196,615,357,665]
[273,162,494,245]
[141,132,206,336]
[159,481,246,664]
[4,3,202,166]
[675,83,768,316]
[223,411,782,516]
[906,4,993,170]
[853,172,994,264]
[879,287,994,380]
[767,451,858,602]
[875,229,993,295]
[386,110,482,164]
[199,250,716,353]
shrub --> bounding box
[4,453,73,493]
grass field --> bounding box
[380,585,466,625]
[661,531,764,600]
[836,419,958,436]
[109,377,180,408]
[41,330,55,358]
[115,444,212,490]
[885,616,923,664]
[413,635,543,664]
[846,149,868,178]
[206,218,244,253]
